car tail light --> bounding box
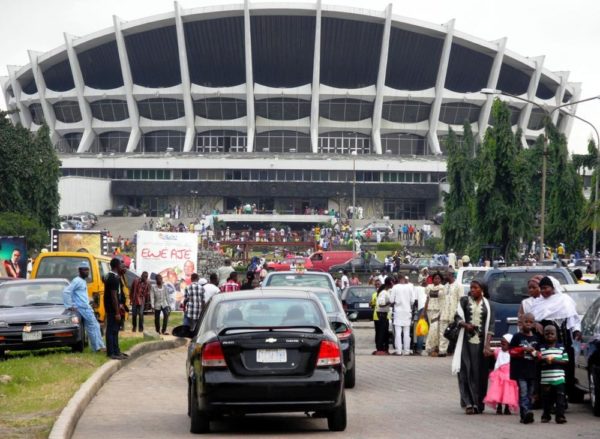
[316,340,341,367]
[336,327,353,341]
[201,341,227,368]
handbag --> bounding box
[415,317,429,337]
[443,321,460,342]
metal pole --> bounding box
[540,132,548,261]
[352,157,356,257]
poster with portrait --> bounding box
[136,231,198,308]
[0,236,27,278]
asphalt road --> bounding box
[72,325,599,438]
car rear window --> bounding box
[565,291,600,316]
[265,274,332,290]
[211,298,326,330]
[349,287,374,298]
[488,272,569,304]
[36,256,93,283]
[313,292,341,313]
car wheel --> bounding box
[71,324,86,353]
[591,365,600,417]
[327,393,347,431]
[190,381,210,434]
[344,363,356,389]
[187,380,192,417]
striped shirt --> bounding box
[540,344,569,386]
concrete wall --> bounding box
[59,177,113,215]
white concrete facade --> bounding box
[58,177,112,216]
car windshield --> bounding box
[349,287,374,298]
[211,298,326,330]
[462,270,486,285]
[265,274,332,290]
[566,291,600,316]
[35,256,93,283]
[0,282,66,307]
[488,272,570,304]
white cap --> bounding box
[502,333,513,343]
[199,278,208,285]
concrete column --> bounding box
[477,38,506,143]
[310,0,322,153]
[244,0,255,152]
[28,50,59,143]
[552,71,569,126]
[427,19,455,155]
[7,65,32,128]
[518,55,544,137]
[174,1,196,153]
[371,3,392,155]
[64,33,95,153]
[114,15,141,153]
[561,82,581,137]
[0,76,20,125]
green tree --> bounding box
[441,125,475,254]
[0,212,48,252]
[474,99,531,260]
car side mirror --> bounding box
[346,312,358,321]
[172,325,194,338]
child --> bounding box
[484,333,519,415]
[538,325,569,424]
[509,313,541,424]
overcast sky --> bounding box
[1,0,599,153]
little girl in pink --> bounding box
[484,333,519,414]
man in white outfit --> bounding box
[390,276,417,355]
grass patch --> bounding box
[0,334,148,439]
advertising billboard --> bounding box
[0,236,27,278]
[50,230,109,255]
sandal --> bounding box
[465,407,475,415]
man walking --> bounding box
[62,261,105,353]
[220,272,241,293]
[184,273,204,331]
[202,274,220,303]
[130,271,150,332]
[390,276,417,355]
[217,259,235,287]
[104,258,127,359]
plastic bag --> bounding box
[415,317,429,337]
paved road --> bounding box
[73,326,599,438]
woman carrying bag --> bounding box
[151,274,171,335]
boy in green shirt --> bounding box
[538,325,568,424]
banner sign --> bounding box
[0,236,27,278]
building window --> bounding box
[255,98,311,120]
[381,133,427,155]
[527,108,546,131]
[438,135,466,156]
[439,103,480,125]
[90,100,129,121]
[29,103,45,125]
[195,130,247,153]
[255,131,311,153]
[53,101,82,123]
[193,98,246,120]
[382,101,431,123]
[55,132,82,154]
[318,132,371,154]
[384,199,426,220]
[488,105,521,126]
[320,99,374,121]
[142,131,185,152]
[97,131,130,153]
[137,98,185,120]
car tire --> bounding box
[327,393,347,431]
[71,324,86,353]
[190,381,210,434]
[591,365,600,417]
[344,363,356,389]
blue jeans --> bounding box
[183,316,199,332]
[105,314,120,357]
[517,379,535,419]
[131,304,145,332]
[77,306,105,352]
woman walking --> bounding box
[371,278,392,355]
[423,272,446,356]
[150,274,170,335]
[453,280,495,414]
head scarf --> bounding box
[530,276,578,325]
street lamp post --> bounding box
[351,151,357,260]
[481,88,599,259]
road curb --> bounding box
[49,337,187,439]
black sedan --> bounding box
[342,285,375,320]
[175,290,346,434]
[329,256,385,274]
[103,204,144,217]
[575,296,600,416]
[0,279,86,357]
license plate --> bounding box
[256,349,287,363]
[22,331,42,341]
[358,303,370,308]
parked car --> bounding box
[67,214,94,229]
[177,290,347,433]
[0,279,86,356]
[575,295,600,416]
[562,284,600,318]
[329,256,386,274]
[308,251,355,272]
[75,212,98,225]
[59,221,73,230]
[262,271,337,295]
[103,205,144,217]
[261,286,356,388]
[266,256,314,272]
[432,211,445,225]
[342,285,375,319]
[398,257,448,275]
[357,223,394,241]
[456,267,489,295]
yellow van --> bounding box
[31,251,131,322]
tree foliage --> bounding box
[0,212,48,252]
[0,113,60,230]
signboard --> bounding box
[51,230,109,255]
[136,231,198,307]
[0,236,27,278]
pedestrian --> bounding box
[150,274,170,335]
[62,261,106,353]
[350,273,361,286]
[442,270,462,355]
[518,275,544,318]
[202,274,220,303]
[104,258,127,360]
[452,280,494,415]
[130,271,150,332]
[389,276,416,355]
[240,272,256,290]
[413,278,428,355]
[483,333,518,415]
[508,312,541,424]
[340,270,350,290]
[538,325,569,424]
[423,272,447,356]
[372,277,393,355]
[183,273,203,331]
[220,272,241,293]
[216,259,235,287]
